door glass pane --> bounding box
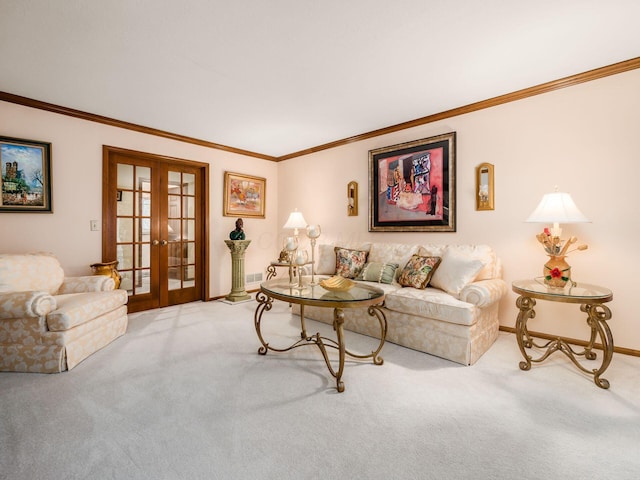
[135,218,151,243]
[183,173,195,195]
[168,242,181,266]
[117,244,133,270]
[117,164,134,189]
[135,244,150,269]
[184,266,195,287]
[183,196,195,218]
[168,170,181,186]
[168,220,180,241]
[137,168,151,191]
[120,271,133,293]
[136,269,151,294]
[117,191,133,216]
[168,194,181,218]
[186,242,195,263]
[183,220,195,241]
[168,267,180,291]
[139,192,151,216]
[117,218,133,242]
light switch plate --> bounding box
[90,220,99,231]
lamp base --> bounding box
[543,255,571,288]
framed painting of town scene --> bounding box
[223,171,266,218]
[0,136,52,213]
[369,132,456,232]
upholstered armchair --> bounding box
[0,252,128,373]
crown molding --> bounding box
[0,91,278,162]
[278,56,640,161]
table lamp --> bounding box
[280,209,308,277]
[283,209,307,238]
[525,188,590,288]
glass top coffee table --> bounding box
[254,277,387,392]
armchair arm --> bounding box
[58,275,115,294]
[459,278,507,307]
[0,291,57,319]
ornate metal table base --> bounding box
[515,295,614,389]
[254,291,387,393]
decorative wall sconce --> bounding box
[476,163,494,211]
[347,181,358,216]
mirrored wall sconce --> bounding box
[347,181,358,216]
[476,163,494,211]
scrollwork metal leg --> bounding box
[343,304,387,365]
[333,308,346,393]
[266,265,277,280]
[515,295,536,371]
[254,291,273,355]
[581,303,613,389]
[300,304,308,339]
[313,307,346,392]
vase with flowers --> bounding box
[536,227,588,288]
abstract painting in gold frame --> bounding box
[223,171,266,218]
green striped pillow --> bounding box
[356,262,399,284]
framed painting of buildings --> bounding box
[0,136,52,213]
[223,171,266,218]
[369,132,456,232]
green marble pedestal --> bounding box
[224,239,251,302]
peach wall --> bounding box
[2,67,639,352]
[0,101,280,297]
[278,68,640,352]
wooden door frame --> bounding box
[102,145,210,308]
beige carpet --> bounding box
[1,298,639,479]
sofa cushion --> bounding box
[420,244,496,281]
[397,255,441,289]
[46,290,128,331]
[367,243,419,280]
[316,244,338,275]
[430,248,484,296]
[0,252,64,295]
[355,262,399,284]
[385,287,477,326]
[334,247,368,279]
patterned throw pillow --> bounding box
[334,247,369,279]
[397,255,442,289]
[355,262,399,284]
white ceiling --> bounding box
[1,1,639,158]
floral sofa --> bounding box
[0,252,128,373]
[293,242,507,365]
